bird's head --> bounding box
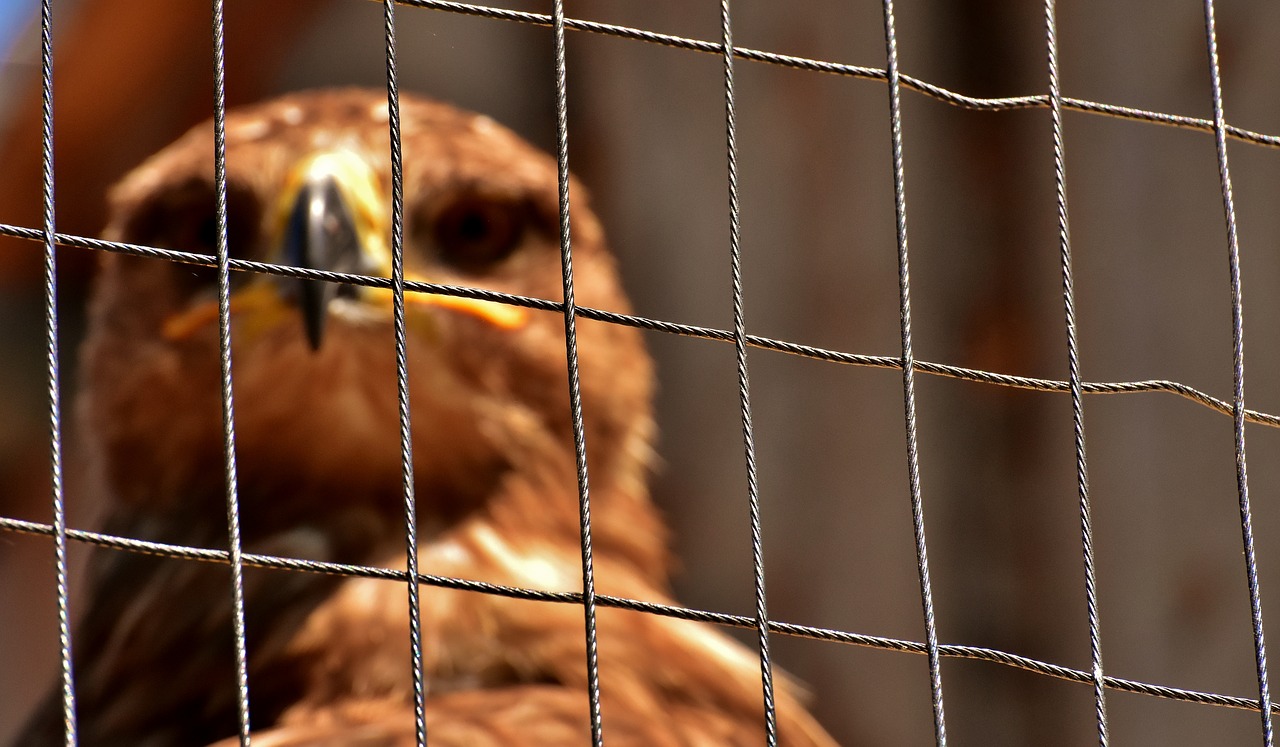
[82,90,659,569]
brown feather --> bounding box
[15,89,836,747]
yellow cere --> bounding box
[276,148,394,273]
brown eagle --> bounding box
[17,89,837,746]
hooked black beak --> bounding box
[281,174,364,351]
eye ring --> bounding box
[430,193,526,272]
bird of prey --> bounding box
[17,89,837,746]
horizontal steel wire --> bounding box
[4,222,1278,429]
[1,513,1275,718]
[387,0,1280,149]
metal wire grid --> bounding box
[2,0,1280,745]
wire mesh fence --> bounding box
[2,1,1280,745]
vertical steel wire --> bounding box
[209,0,253,742]
[1201,2,1273,744]
[1043,2,1109,743]
[717,1,778,744]
[878,1,947,743]
[380,2,429,744]
[38,0,77,742]
[549,1,606,742]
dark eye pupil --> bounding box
[457,211,490,242]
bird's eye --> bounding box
[430,194,525,272]
[125,180,261,260]
[121,179,262,297]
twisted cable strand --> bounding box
[208,2,254,743]
[386,0,1280,147]
[879,1,946,742]
[379,4,429,744]
[548,2,606,741]
[1044,1,1108,742]
[718,0,778,743]
[37,0,77,741]
[10,515,1280,718]
[6,222,1279,428]
[1202,2,1273,743]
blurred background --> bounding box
[3,1,1280,744]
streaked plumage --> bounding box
[17,89,836,746]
